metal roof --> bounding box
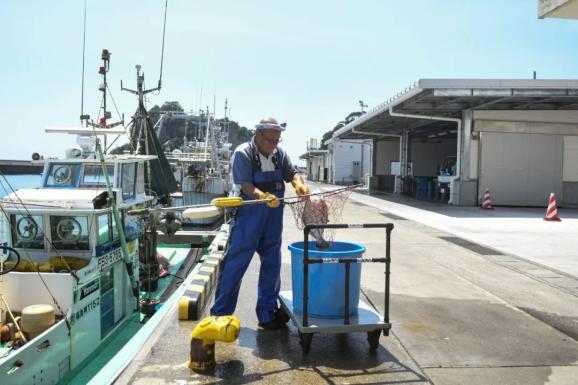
[539,0,578,19]
[334,79,578,140]
[299,149,328,160]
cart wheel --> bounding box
[367,330,381,350]
[299,331,313,354]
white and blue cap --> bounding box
[255,118,286,131]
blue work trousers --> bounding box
[211,196,284,323]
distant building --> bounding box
[324,137,372,185]
[299,138,329,182]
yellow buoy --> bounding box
[210,197,244,208]
[49,256,89,271]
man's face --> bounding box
[256,129,281,155]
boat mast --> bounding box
[85,49,124,150]
[204,107,210,166]
[224,98,229,145]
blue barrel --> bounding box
[288,241,365,318]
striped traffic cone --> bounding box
[544,193,561,222]
[480,188,494,210]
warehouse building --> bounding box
[333,79,578,206]
[299,139,329,182]
[323,137,372,185]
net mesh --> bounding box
[285,186,354,244]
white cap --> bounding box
[255,118,286,131]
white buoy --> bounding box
[21,304,55,339]
[182,206,221,220]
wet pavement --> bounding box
[122,184,578,385]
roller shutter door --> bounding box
[479,132,562,206]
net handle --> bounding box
[283,184,362,205]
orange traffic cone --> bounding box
[544,193,561,221]
[480,188,494,210]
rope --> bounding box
[106,85,123,122]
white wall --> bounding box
[330,139,371,184]
[563,136,578,182]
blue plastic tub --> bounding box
[288,241,366,318]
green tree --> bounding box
[161,101,184,112]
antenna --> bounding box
[79,0,89,125]
[359,100,368,113]
[121,0,167,97]
[85,49,124,153]
[158,0,168,89]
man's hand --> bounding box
[258,192,280,208]
[293,181,310,196]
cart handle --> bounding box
[304,223,394,231]
[307,257,387,264]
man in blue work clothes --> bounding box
[211,117,310,329]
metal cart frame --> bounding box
[278,223,394,353]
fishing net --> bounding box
[285,185,356,244]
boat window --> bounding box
[136,163,145,194]
[50,215,89,250]
[97,214,111,245]
[111,214,119,240]
[45,163,81,188]
[121,163,137,200]
[82,164,115,187]
[11,214,45,249]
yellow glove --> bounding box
[293,181,310,196]
[257,192,280,208]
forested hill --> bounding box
[111,101,253,154]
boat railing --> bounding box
[167,151,213,162]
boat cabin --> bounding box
[0,156,154,314]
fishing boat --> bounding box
[0,48,224,385]
[158,109,232,226]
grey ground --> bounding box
[124,184,578,385]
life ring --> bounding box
[56,218,81,242]
[16,216,39,240]
[53,165,72,184]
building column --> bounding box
[396,128,409,194]
[453,110,478,205]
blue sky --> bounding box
[1,0,577,165]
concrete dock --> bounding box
[122,184,578,385]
